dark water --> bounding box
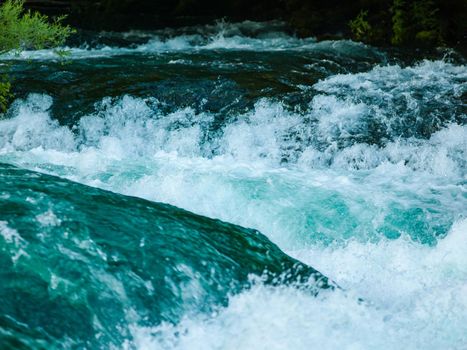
[0,21,466,349]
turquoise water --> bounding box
[0,163,330,348]
[1,21,466,349]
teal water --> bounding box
[0,163,330,349]
[0,21,466,349]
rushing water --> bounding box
[0,21,466,349]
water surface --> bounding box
[1,21,466,349]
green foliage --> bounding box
[413,0,439,29]
[0,0,75,113]
[415,30,438,43]
[0,0,75,54]
[391,0,442,46]
[412,0,441,44]
[0,77,12,115]
[349,10,373,42]
[391,0,407,45]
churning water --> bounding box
[0,21,466,349]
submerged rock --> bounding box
[0,163,332,348]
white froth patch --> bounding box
[0,220,23,245]
[221,99,301,164]
[0,94,75,152]
[0,220,29,262]
[77,96,208,158]
[125,220,467,350]
[313,94,369,147]
[314,123,467,176]
[314,60,467,95]
[1,58,465,175]
[36,209,62,227]
[127,288,392,350]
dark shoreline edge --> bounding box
[23,0,466,54]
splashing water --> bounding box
[0,22,466,349]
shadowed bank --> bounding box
[23,0,466,49]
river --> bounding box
[0,21,466,349]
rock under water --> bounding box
[0,163,332,349]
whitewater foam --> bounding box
[0,220,29,263]
[0,20,383,61]
[123,220,467,350]
[0,60,465,249]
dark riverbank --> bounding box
[24,0,466,50]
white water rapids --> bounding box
[1,25,466,349]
